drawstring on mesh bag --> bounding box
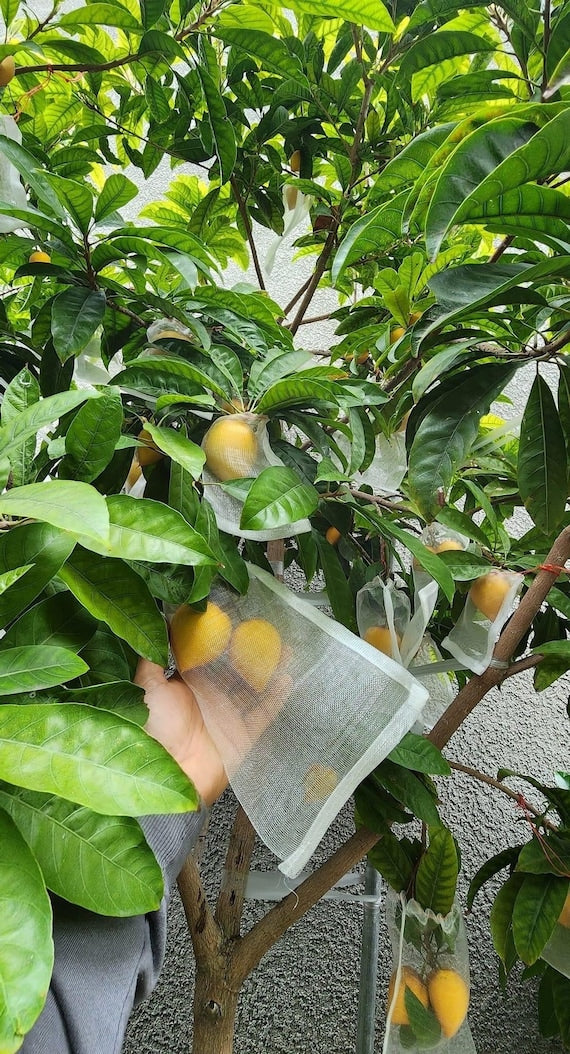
[169,564,427,876]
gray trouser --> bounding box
[21,810,204,1054]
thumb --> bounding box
[134,657,167,690]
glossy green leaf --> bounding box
[0,565,34,597]
[517,832,570,877]
[551,969,570,1046]
[372,518,455,604]
[518,375,567,534]
[254,376,341,413]
[388,733,451,775]
[408,364,515,521]
[0,522,75,629]
[0,389,99,458]
[57,2,141,29]
[61,388,123,482]
[332,191,407,284]
[114,355,228,399]
[414,827,458,915]
[2,368,40,487]
[215,28,304,79]
[139,421,206,479]
[512,875,568,965]
[79,495,217,566]
[58,547,168,665]
[0,703,199,815]
[368,830,414,892]
[405,989,442,1047]
[0,809,53,1054]
[196,67,237,184]
[0,592,96,652]
[287,0,394,30]
[399,31,494,95]
[0,785,164,916]
[43,173,93,233]
[467,847,522,911]
[51,288,107,362]
[373,761,441,827]
[315,533,357,632]
[490,874,523,968]
[95,173,139,223]
[63,681,148,726]
[240,466,318,532]
[0,481,110,545]
[425,116,538,256]
[0,645,87,694]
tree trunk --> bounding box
[192,957,240,1054]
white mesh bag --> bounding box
[170,565,428,877]
[384,890,476,1054]
[0,116,29,232]
[200,412,311,541]
[357,576,439,670]
[442,570,523,675]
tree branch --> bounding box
[215,806,257,940]
[177,852,222,967]
[230,177,266,291]
[447,759,558,830]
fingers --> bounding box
[134,657,167,690]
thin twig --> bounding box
[230,177,266,291]
[448,760,558,831]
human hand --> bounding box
[135,658,228,806]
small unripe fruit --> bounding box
[390,326,406,344]
[290,149,302,173]
[409,310,423,324]
[137,428,163,467]
[0,56,15,87]
[28,250,51,264]
[435,539,464,554]
[325,526,341,546]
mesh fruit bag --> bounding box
[384,889,476,1054]
[200,412,311,541]
[0,115,28,233]
[169,565,427,877]
[442,570,523,675]
[541,888,570,978]
[356,576,439,671]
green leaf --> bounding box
[512,874,568,965]
[0,522,76,628]
[368,830,414,892]
[400,31,494,96]
[57,2,141,30]
[240,467,318,532]
[215,28,304,79]
[63,681,148,726]
[0,592,96,652]
[405,989,442,1047]
[373,761,442,828]
[51,288,107,362]
[517,832,570,877]
[332,191,407,284]
[78,495,217,566]
[0,704,199,815]
[388,733,451,775]
[425,116,538,257]
[551,968,570,1046]
[490,874,524,968]
[467,846,522,910]
[0,785,164,916]
[139,421,206,479]
[545,46,570,98]
[373,518,455,604]
[518,374,567,534]
[43,173,94,233]
[0,389,100,458]
[414,827,458,915]
[0,565,34,597]
[58,547,168,665]
[254,375,341,413]
[196,67,237,185]
[408,364,516,521]
[95,173,139,223]
[286,0,394,31]
[0,481,110,545]
[0,809,53,1054]
[60,388,124,482]
[0,645,88,694]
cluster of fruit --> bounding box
[388,963,469,1043]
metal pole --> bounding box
[356,862,382,1054]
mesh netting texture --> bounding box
[171,565,428,876]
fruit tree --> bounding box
[0,0,569,1051]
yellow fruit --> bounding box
[390,326,406,344]
[230,618,282,692]
[137,428,163,467]
[435,539,464,554]
[387,966,429,1026]
[28,250,51,264]
[409,310,423,324]
[325,526,341,546]
[364,625,401,656]
[203,415,259,481]
[0,56,15,86]
[170,602,232,673]
[427,968,469,1038]
[558,889,570,928]
[290,149,302,173]
[469,570,511,621]
[304,763,338,803]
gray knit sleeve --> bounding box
[21,808,205,1054]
